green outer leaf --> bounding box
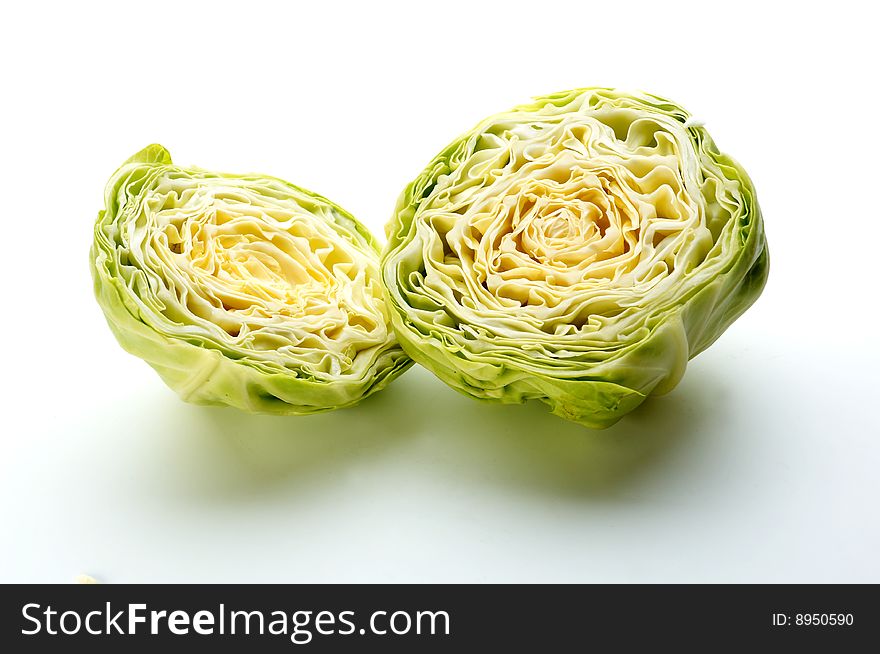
[382,88,768,428]
[91,145,412,415]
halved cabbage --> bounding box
[91,145,410,414]
[383,88,768,428]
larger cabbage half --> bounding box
[383,88,768,428]
[92,145,411,414]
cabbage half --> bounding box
[383,88,768,428]
[92,145,411,414]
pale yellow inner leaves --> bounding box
[128,177,391,379]
[413,111,726,340]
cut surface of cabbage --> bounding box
[383,88,768,428]
[92,145,411,414]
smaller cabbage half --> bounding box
[383,88,768,428]
[91,145,411,414]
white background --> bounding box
[1,0,878,583]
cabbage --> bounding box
[382,88,768,428]
[91,145,410,414]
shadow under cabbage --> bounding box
[412,364,721,498]
[154,362,723,501]
[150,371,425,501]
